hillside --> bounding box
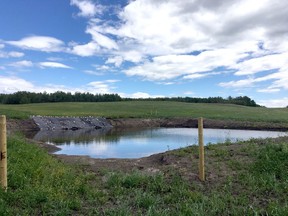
[0,101,287,123]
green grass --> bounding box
[0,108,31,119]
[1,135,288,214]
[0,135,106,215]
[1,101,288,122]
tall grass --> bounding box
[0,135,104,215]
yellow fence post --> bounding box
[0,115,7,191]
[198,117,205,181]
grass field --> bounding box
[1,135,288,215]
[0,101,288,123]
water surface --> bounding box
[32,127,286,158]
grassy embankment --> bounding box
[0,101,288,123]
[1,135,288,215]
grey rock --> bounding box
[32,116,112,131]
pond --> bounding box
[32,127,287,159]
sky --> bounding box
[0,0,288,107]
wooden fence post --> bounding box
[198,117,205,181]
[0,115,7,191]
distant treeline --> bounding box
[123,96,259,107]
[0,91,121,104]
[0,91,259,107]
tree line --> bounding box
[0,91,121,104]
[123,96,259,107]
[0,91,260,107]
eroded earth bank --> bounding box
[7,117,288,132]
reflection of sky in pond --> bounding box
[34,128,287,159]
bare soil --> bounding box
[7,117,288,132]
[7,117,288,181]
[7,119,39,133]
[109,117,288,131]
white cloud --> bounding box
[68,23,119,57]
[0,76,34,93]
[70,0,103,18]
[8,60,33,68]
[84,70,104,76]
[39,62,72,69]
[109,0,287,55]
[0,51,24,58]
[84,65,115,76]
[92,64,111,71]
[121,92,164,99]
[7,60,72,70]
[219,78,255,88]
[183,73,208,80]
[220,65,288,91]
[120,50,143,63]
[40,84,84,93]
[131,92,154,98]
[69,41,100,56]
[105,56,123,67]
[235,52,288,76]
[263,67,288,90]
[7,36,64,52]
[87,80,119,93]
[7,51,24,58]
[258,98,288,108]
[257,88,280,93]
[270,78,288,90]
[107,79,120,83]
[116,0,209,54]
[124,49,245,81]
[157,82,175,85]
[46,57,63,62]
[86,26,118,50]
[183,91,195,96]
[68,0,288,88]
[0,44,24,58]
[0,75,119,95]
[183,72,222,80]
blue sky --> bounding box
[0,0,288,107]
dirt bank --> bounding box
[7,117,288,132]
[7,119,39,132]
[108,117,288,131]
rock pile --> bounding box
[32,116,112,130]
